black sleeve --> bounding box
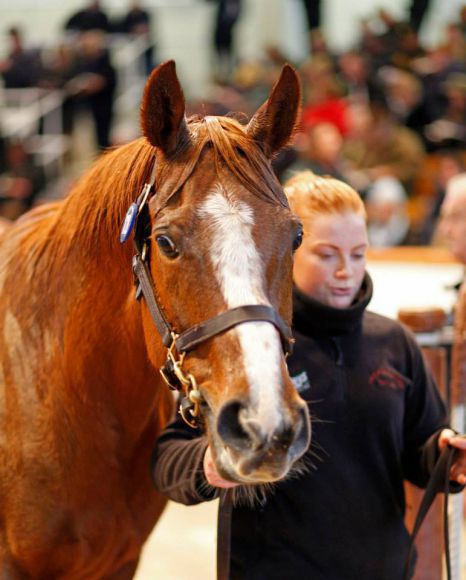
[151,409,219,506]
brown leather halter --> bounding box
[121,159,295,427]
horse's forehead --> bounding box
[193,181,281,230]
[197,185,255,224]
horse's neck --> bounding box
[59,248,163,430]
[9,204,165,437]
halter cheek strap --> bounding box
[121,158,294,427]
[132,253,294,356]
[132,254,172,347]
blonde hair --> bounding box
[284,171,366,232]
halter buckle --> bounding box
[159,334,203,427]
[159,334,185,390]
[179,377,202,429]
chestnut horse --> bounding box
[0,61,310,577]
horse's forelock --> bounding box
[58,115,285,242]
[192,116,288,207]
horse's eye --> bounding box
[292,229,303,252]
[155,235,179,258]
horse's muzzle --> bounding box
[213,399,311,483]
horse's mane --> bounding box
[4,114,287,282]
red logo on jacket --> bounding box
[369,367,408,390]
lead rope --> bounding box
[403,445,457,580]
[217,489,233,580]
[443,447,455,580]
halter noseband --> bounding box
[121,158,294,427]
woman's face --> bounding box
[440,189,466,263]
[293,212,368,308]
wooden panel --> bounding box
[367,246,458,264]
[404,484,444,580]
[404,347,448,580]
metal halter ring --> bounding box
[159,334,203,427]
[178,375,202,429]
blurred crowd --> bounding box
[0,0,465,248]
[0,1,153,218]
[204,3,466,249]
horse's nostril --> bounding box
[217,400,268,452]
[289,404,311,459]
[217,401,251,451]
[272,426,294,450]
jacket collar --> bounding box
[292,273,373,337]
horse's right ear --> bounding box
[247,64,301,157]
[140,60,190,155]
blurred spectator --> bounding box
[282,121,347,182]
[424,72,466,150]
[390,21,425,69]
[114,1,155,75]
[337,51,375,106]
[359,9,425,71]
[300,55,349,136]
[461,4,466,35]
[439,172,466,262]
[208,0,242,82]
[65,31,117,149]
[442,21,466,65]
[300,0,321,33]
[64,1,111,34]
[0,135,6,174]
[230,59,275,110]
[420,150,466,244]
[0,27,45,88]
[410,4,466,133]
[0,140,45,220]
[365,176,410,247]
[408,0,431,33]
[41,42,77,88]
[378,66,433,134]
[299,0,327,54]
[342,98,425,195]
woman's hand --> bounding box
[203,446,240,489]
[438,429,466,485]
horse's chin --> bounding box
[229,456,309,508]
[216,444,291,483]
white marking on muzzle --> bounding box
[198,189,283,435]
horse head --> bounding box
[135,61,310,485]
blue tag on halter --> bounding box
[120,202,138,243]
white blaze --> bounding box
[198,189,283,433]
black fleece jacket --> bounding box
[151,274,456,580]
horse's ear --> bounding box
[247,64,301,157]
[140,60,189,155]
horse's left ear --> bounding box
[140,60,190,155]
[247,64,301,157]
